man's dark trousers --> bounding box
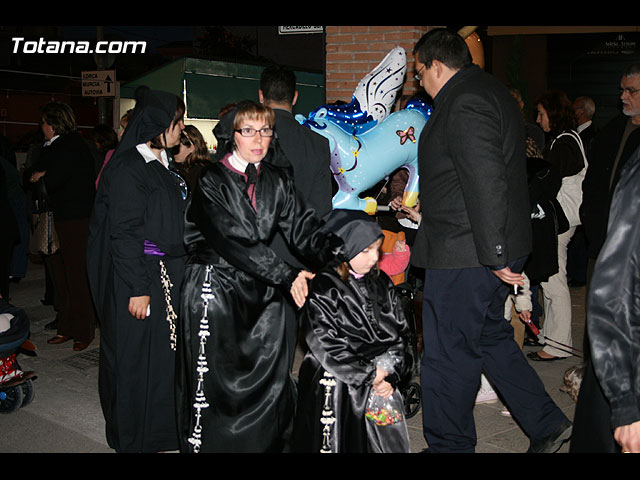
[420,257,568,452]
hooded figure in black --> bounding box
[175,100,338,453]
[291,209,412,453]
[87,86,187,453]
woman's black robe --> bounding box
[87,149,187,453]
[291,267,411,453]
[176,155,334,453]
[87,87,187,453]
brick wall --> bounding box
[324,26,437,104]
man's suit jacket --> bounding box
[579,122,597,158]
[411,65,532,270]
[581,114,640,259]
[269,107,333,269]
[273,108,332,216]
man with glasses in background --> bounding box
[571,63,640,452]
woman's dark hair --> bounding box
[535,90,577,136]
[177,124,210,168]
[91,124,118,152]
[149,96,186,149]
[41,101,77,136]
[413,28,472,70]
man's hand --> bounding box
[492,266,524,286]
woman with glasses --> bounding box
[172,124,211,191]
[176,100,337,453]
[87,86,188,453]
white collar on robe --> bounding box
[136,143,169,169]
[229,151,260,173]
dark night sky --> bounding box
[60,26,197,53]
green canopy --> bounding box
[121,57,325,119]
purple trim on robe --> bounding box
[144,240,165,256]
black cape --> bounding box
[291,267,411,453]
[176,153,337,453]
[86,87,187,453]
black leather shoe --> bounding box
[527,419,572,453]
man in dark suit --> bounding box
[259,65,333,367]
[411,28,571,453]
[566,96,597,288]
[259,65,333,220]
[574,96,597,156]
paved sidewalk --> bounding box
[1,259,585,453]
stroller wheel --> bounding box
[0,384,25,414]
[20,379,35,408]
[403,382,422,419]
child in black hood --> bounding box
[291,208,412,453]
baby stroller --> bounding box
[0,298,37,414]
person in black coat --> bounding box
[585,144,640,453]
[0,162,20,300]
[411,28,570,453]
[259,65,333,219]
[571,63,640,453]
[29,102,96,351]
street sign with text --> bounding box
[82,70,116,97]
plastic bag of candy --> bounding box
[364,389,410,452]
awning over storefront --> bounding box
[121,57,325,120]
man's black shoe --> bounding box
[527,419,572,453]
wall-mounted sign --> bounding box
[586,33,638,56]
[278,26,323,35]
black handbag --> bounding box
[525,200,560,285]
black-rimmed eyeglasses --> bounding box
[235,127,274,137]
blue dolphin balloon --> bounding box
[298,101,431,213]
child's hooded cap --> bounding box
[321,209,384,261]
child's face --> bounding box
[350,238,382,275]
